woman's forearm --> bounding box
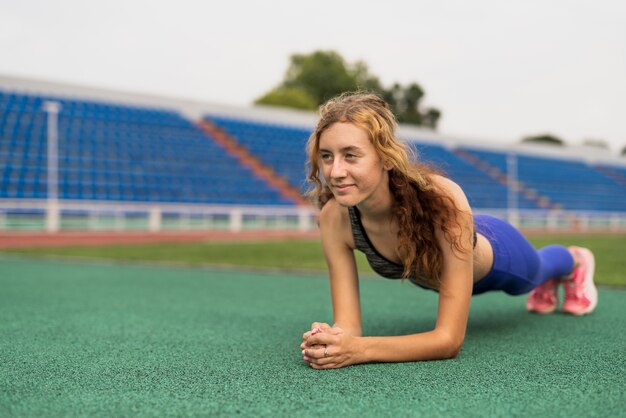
[333,322,362,337]
[357,330,462,363]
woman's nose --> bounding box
[330,159,347,178]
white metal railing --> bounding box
[1,199,626,233]
[475,208,626,232]
[0,199,318,233]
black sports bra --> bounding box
[348,206,477,284]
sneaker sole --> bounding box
[528,306,557,314]
[563,247,597,316]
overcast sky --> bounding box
[1,0,625,151]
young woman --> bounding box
[300,92,597,369]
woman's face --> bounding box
[318,122,390,208]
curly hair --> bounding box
[306,92,469,286]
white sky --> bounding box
[1,0,625,151]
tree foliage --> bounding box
[283,51,375,104]
[521,134,565,146]
[255,87,317,110]
[255,50,441,129]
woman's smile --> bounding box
[333,183,355,193]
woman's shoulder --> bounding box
[429,174,470,209]
[429,174,460,192]
[319,198,349,225]
[318,199,355,246]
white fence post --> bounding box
[149,207,162,232]
[547,211,558,231]
[298,207,312,232]
[46,199,60,232]
[230,208,243,232]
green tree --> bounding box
[256,50,440,129]
[279,50,382,104]
[521,134,565,146]
[621,145,626,156]
[255,87,317,110]
[422,108,441,130]
[384,82,423,125]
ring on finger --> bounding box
[324,347,329,357]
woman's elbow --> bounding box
[445,344,463,359]
[439,334,465,359]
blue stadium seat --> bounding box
[4,88,625,211]
[207,114,544,210]
[208,116,312,193]
[0,89,293,205]
[210,114,625,211]
[413,143,540,210]
[461,147,626,212]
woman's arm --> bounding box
[304,240,472,367]
[358,199,474,362]
[319,199,363,337]
[303,179,474,368]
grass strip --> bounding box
[3,234,625,286]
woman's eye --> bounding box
[321,154,332,162]
[345,154,356,159]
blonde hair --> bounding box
[306,92,467,286]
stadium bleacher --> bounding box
[0,90,293,205]
[412,142,540,210]
[208,115,312,193]
[2,85,625,213]
[461,147,626,212]
[207,115,542,210]
[595,164,626,188]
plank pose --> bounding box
[300,93,597,369]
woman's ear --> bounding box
[383,160,394,171]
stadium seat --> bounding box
[3,88,625,211]
[0,89,293,205]
[460,147,626,212]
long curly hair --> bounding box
[306,92,469,285]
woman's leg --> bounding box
[536,244,575,283]
[473,215,574,295]
[472,215,597,314]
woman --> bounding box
[300,92,597,369]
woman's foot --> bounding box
[562,246,598,315]
[526,278,559,314]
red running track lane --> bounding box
[1,228,622,250]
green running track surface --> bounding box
[1,256,624,417]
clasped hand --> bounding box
[300,322,360,369]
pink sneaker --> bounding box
[526,278,559,314]
[562,247,598,315]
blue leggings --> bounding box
[472,215,574,295]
